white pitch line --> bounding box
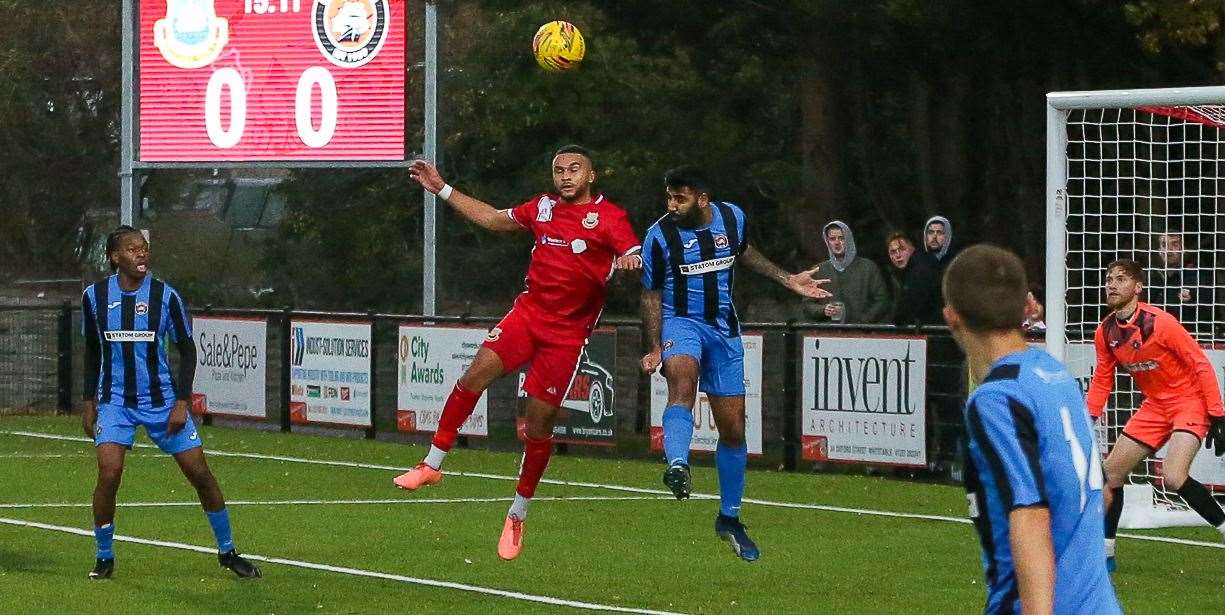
[0,516,688,615]
[5,430,1223,550]
[0,453,161,459]
[0,495,670,509]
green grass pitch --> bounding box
[0,416,1220,614]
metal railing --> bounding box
[4,304,970,479]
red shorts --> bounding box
[1122,400,1211,450]
[483,307,585,407]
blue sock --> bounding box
[662,405,694,466]
[715,442,748,518]
[205,508,235,553]
[94,523,114,560]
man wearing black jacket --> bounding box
[885,232,942,326]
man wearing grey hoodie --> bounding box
[922,215,958,274]
[802,221,890,323]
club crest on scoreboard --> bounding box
[153,0,229,69]
[313,0,390,68]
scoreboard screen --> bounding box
[138,0,405,162]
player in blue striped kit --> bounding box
[80,226,259,580]
[943,245,1119,614]
[640,166,829,561]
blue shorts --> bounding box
[95,403,202,455]
[660,317,745,397]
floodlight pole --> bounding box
[120,0,138,226]
[422,1,439,316]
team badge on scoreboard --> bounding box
[152,0,229,69]
[313,0,391,68]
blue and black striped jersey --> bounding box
[641,202,747,337]
[964,348,1120,615]
[82,275,192,410]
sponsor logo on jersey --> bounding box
[541,235,568,247]
[153,0,230,69]
[486,327,502,342]
[678,255,736,276]
[571,239,587,254]
[581,212,599,229]
[714,234,729,249]
[104,330,157,342]
[313,0,390,68]
[1121,359,1159,373]
[135,302,149,316]
[536,196,555,222]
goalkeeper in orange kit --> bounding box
[1086,259,1225,571]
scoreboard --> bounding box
[138,0,405,162]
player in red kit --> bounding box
[393,145,642,560]
[1088,259,1225,571]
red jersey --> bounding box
[1086,302,1224,418]
[504,193,640,342]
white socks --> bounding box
[423,445,447,470]
[508,494,530,521]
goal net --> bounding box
[1047,87,1225,529]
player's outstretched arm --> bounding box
[1009,506,1055,615]
[640,289,663,373]
[739,244,832,299]
[407,160,522,233]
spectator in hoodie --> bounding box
[802,221,890,324]
[923,215,957,273]
[884,232,942,326]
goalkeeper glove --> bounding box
[1206,416,1225,457]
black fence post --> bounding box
[56,300,73,414]
[782,326,798,471]
[280,307,292,433]
[366,313,377,440]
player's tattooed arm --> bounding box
[640,290,664,373]
[407,159,522,232]
[740,244,832,299]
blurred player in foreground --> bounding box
[945,244,1119,614]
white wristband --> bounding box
[437,184,454,201]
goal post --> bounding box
[1046,86,1225,529]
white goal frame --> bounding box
[1046,85,1225,529]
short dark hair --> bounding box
[663,165,711,197]
[105,225,144,272]
[886,231,912,247]
[942,244,1027,332]
[553,144,593,164]
[1106,259,1143,282]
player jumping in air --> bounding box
[1088,259,1225,571]
[639,165,830,562]
[394,145,642,560]
[81,226,261,580]
[945,245,1120,614]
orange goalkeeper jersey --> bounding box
[1086,302,1224,419]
